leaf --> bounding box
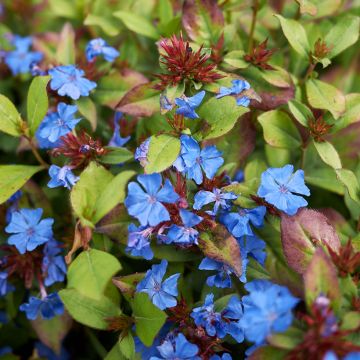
[197,96,249,139]
[336,168,360,203]
[280,208,341,274]
[259,66,292,88]
[56,23,76,65]
[119,333,135,360]
[113,273,145,301]
[0,94,23,136]
[223,50,249,69]
[306,79,345,119]
[31,313,72,354]
[313,140,342,169]
[84,14,121,36]
[132,293,167,347]
[76,97,97,131]
[268,327,304,349]
[198,224,242,277]
[67,249,122,300]
[145,135,181,174]
[114,11,159,39]
[116,83,160,117]
[295,0,317,16]
[275,15,310,58]
[0,165,43,204]
[258,109,302,149]
[304,248,340,310]
[59,289,121,330]
[332,93,360,132]
[101,147,134,165]
[92,170,136,223]
[325,15,360,58]
[26,76,51,137]
[288,100,314,127]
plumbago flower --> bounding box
[216,79,251,107]
[135,138,151,166]
[19,293,64,320]
[126,223,154,260]
[49,65,97,100]
[47,165,79,189]
[175,91,205,119]
[5,208,54,254]
[0,271,14,297]
[199,257,236,288]
[193,188,237,215]
[125,174,179,226]
[257,164,310,216]
[36,103,81,147]
[42,239,67,286]
[86,38,119,62]
[136,260,180,310]
[174,135,224,185]
[108,112,130,147]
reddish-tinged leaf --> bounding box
[112,273,145,300]
[252,86,295,111]
[198,224,242,277]
[280,208,340,274]
[116,82,160,117]
[182,0,224,44]
[304,248,340,310]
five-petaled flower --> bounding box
[216,79,251,107]
[175,91,205,119]
[126,223,154,260]
[257,164,310,216]
[49,65,97,100]
[136,260,180,310]
[47,165,79,189]
[86,38,119,62]
[42,239,67,286]
[193,188,237,215]
[5,208,54,254]
[125,174,179,227]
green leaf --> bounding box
[92,170,136,224]
[295,0,317,16]
[27,76,51,137]
[258,109,302,149]
[197,96,249,139]
[59,289,121,330]
[114,11,159,39]
[77,97,97,131]
[119,333,135,360]
[306,79,345,119]
[304,248,340,311]
[145,135,181,174]
[101,147,134,165]
[275,15,310,58]
[0,165,43,204]
[158,0,173,26]
[325,15,360,58]
[288,100,314,127]
[223,50,249,69]
[84,14,121,36]
[336,168,360,203]
[313,140,342,169]
[332,94,360,132]
[56,23,76,65]
[259,66,292,88]
[67,249,121,300]
[0,94,23,136]
[268,327,304,349]
[132,293,167,346]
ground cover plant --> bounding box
[0,0,360,359]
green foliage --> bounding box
[0,94,23,137]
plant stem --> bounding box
[303,62,316,83]
[248,0,259,53]
[25,136,50,168]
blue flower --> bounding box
[233,170,245,183]
[210,354,232,360]
[5,190,22,223]
[164,209,202,245]
[37,103,81,144]
[108,112,130,147]
[125,174,179,227]
[135,138,150,167]
[20,293,64,320]
[49,65,97,100]
[174,135,224,185]
[199,257,236,288]
[175,91,205,119]
[0,271,14,297]
[0,347,12,356]
[150,333,200,360]
[136,260,180,310]
[216,79,250,107]
[126,224,154,260]
[239,280,299,345]
[257,164,310,216]
[222,296,244,343]
[160,94,173,112]
[191,294,227,338]
[42,239,67,286]
[193,188,237,215]
[221,206,266,237]
[35,342,70,360]
[86,38,119,62]
[4,35,42,75]
[5,208,54,254]
[47,165,79,189]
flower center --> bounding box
[148,196,157,204]
[279,185,288,194]
[26,227,35,237]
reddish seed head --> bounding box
[244,38,276,70]
[313,38,333,59]
[155,33,223,90]
[309,115,333,142]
